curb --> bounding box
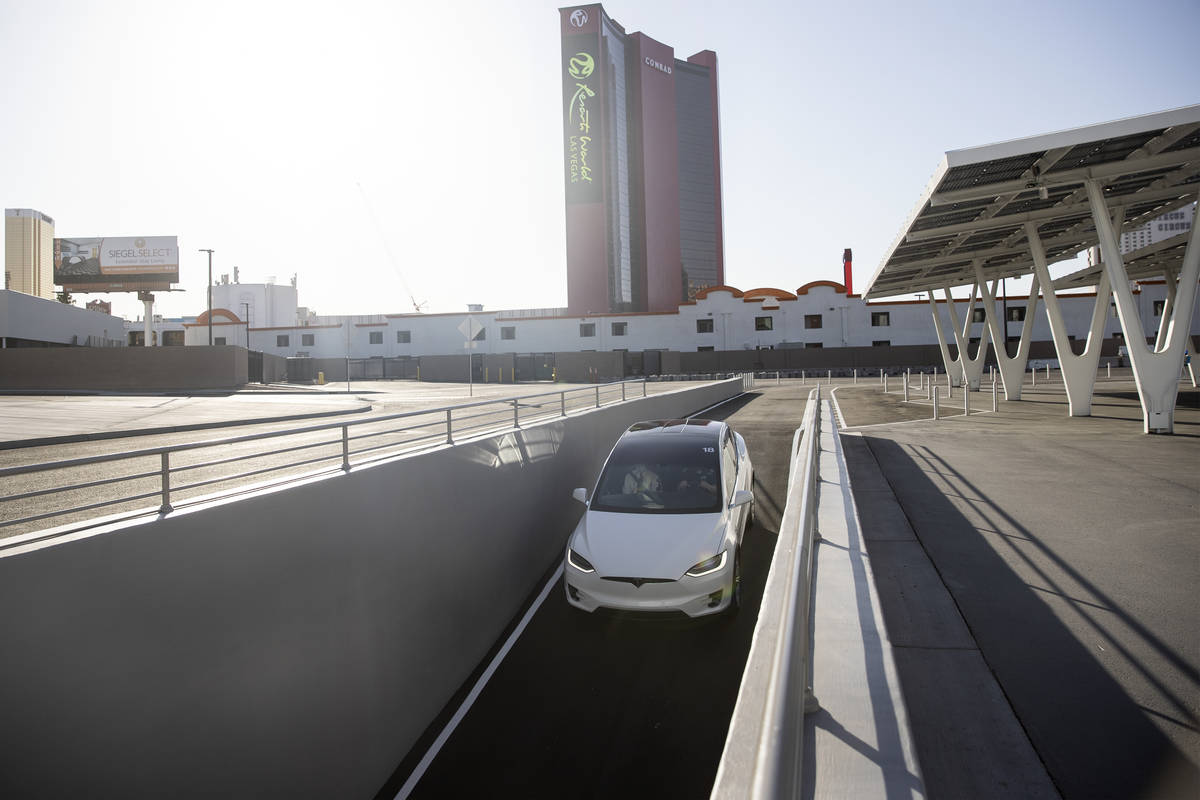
[0,404,372,451]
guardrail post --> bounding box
[159,452,173,514]
[342,425,351,471]
[512,399,520,429]
[445,409,454,444]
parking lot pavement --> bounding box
[0,392,371,448]
[0,379,706,449]
[839,380,1200,799]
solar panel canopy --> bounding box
[864,105,1200,300]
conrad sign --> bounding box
[644,56,673,75]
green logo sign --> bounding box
[568,52,594,80]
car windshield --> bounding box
[590,435,722,514]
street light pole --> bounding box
[198,249,214,345]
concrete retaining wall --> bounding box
[262,352,287,383]
[0,345,249,391]
[0,379,745,799]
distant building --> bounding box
[86,299,112,315]
[1119,203,1194,253]
[178,277,1192,363]
[210,277,300,330]
[559,4,724,314]
[4,208,55,300]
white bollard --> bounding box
[802,370,806,384]
[903,379,909,402]
[932,387,940,420]
[964,383,970,415]
[1046,364,1051,380]
[1107,362,1111,379]
[884,374,889,393]
[853,368,857,384]
[992,379,998,412]
[1031,367,1036,387]
[828,370,832,384]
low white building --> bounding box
[177,278,1193,360]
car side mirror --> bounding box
[730,489,753,508]
[572,487,589,504]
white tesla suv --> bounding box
[564,419,754,618]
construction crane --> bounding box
[356,182,428,313]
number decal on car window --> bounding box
[703,447,715,453]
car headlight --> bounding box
[685,551,727,577]
[567,548,595,573]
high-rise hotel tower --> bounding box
[4,208,56,300]
[560,4,724,314]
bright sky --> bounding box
[2,0,1197,322]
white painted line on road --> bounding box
[394,562,565,800]
[691,390,749,418]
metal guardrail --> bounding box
[710,385,822,798]
[0,378,669,542]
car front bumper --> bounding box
[563,559,733,618]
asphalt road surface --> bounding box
[379,386,809,799]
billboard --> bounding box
[561,6,602,205]
[54,236,179,292]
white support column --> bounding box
[974,264,1041,401]
[139,291,155,348]
[1085,179,1200,433]
[941,283,991,390]
[1154,266,1177,353]
[1024,222,1112,417]
[927,294,961,386]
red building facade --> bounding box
[560,4,724,314]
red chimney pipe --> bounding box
[843,248,853,296]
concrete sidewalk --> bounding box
[836,381,1200,799]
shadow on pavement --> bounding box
[862,435,1199,800]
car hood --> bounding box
[574,510,726,579]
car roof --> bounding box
[622,419,724,443]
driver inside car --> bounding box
[622,464,661,495]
